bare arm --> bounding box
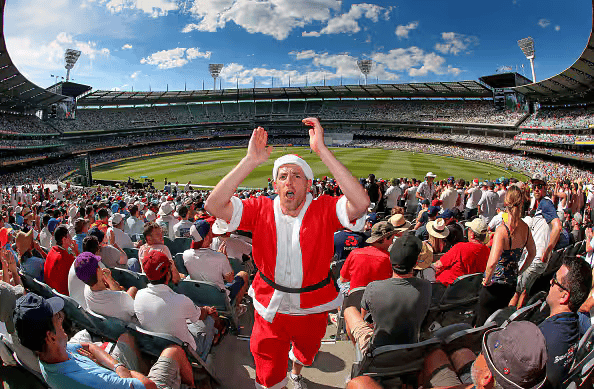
[543,218,562,262]
[304,118,369,220]
[205,127,273,222]
[519,226,536,272]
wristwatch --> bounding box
[113,363,125,371]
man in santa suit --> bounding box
[206,117,369,389]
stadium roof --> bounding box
[0,0,68,112]
[78,81,492,107]
[512,0,594,103]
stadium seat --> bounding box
[351,337,441,381]
[123,247,139,259]
[125,323,220,386]
[19,272,55,299]
[569,241,582,257]
[172,279,238,329]
[484,307,516,327]
[442,322,497,354]
[52,291,101,335]
[164,237,176,255]
[330,259,346,282]
[85,310,129,343]
[505,299,544,324]
[173,237,191,255]
[110,268,148,290]
[563,325,594,389]
[438,273,483,309]
[174,252,188,275]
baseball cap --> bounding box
[465,218,487,235]
[483,321,547,389]
[421,199,430,206]
[531,173,547,184]
[431,199,443,207]
[366,212,378,225]
[437,209,454,219]
[142,250,171,281]
[0,227,13,247]
[158,202,174,217]
[390,235,423,273]
[427,206,440,217]
[47,218,59,234]
[109,213,124,226]
[74,252,102,285]
[366,221,396,243]
[211,219,229,235]
[13,293,64,350]
[88,227,105,243]
[190,219,211,242]
[145,210,157,222]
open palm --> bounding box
[303,117,325,154]
[246,127,273,165]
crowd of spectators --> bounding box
[0,113,57,134]
[524,106,594,129]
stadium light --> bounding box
[517,37,536,83]
[64,49,81,82]
[209,64,224,90]
[357,59,373,85]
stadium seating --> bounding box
[110,267,148,290]
[563,325,594,389]
[123,247,139,259]
[85,310,129,343]
[441,322,497,354]
[505,299,545,324]
[174,252,189,275]
[52,290,102,335]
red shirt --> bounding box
[340,245,393,291]
[435,241,490,286]
[44,246,76,295]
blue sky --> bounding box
[4,0,591,92]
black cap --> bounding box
[13,293,64,350]
[390,235,423,273]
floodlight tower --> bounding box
[517,37,536,83]
[209,64,224,90]
[64,49,81,82]
[357,59,373,85]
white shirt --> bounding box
[586,237,594,266]
[85,286,136,322]
[156,215,177,240]
[125,216,144,236]
[107,227,134,249]
[384,185,402,209]
[210,236,252,261]
[135,284,203,351]
[39,227,55,250]
[183,248,233,295]
[440,187,457,210]
[173,220,193,238]
[465,187,482,209]
[406,186,419,211]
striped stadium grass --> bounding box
[92,147,529,189]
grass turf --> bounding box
[92,147,529,189]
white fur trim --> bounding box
[336,196,365,231]
[289,348,310,366]
[254,376,288,389]
[227,196,244,232]
[272,155,313,181]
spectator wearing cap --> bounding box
[439,178,458,212]
[88,227,128,269]
[571,213,584,243]
[89,208,109,237]
[383,178,402,214]
[184,219,249,314]
[76,251,138,322]
[433,218,490,286]
[15,229,45,281]
[210,219,253,265]
[388,214,412,235]
[173,205,192,238]
[106,213,134,250]
[39,214,57,250]
[540,257,593,388]
[478,181,499,224]
[415,205,440,240]
[13,292,197,389]
[124,204,144,237]
[464,179,483,220]
[138,222,182,283]
[135,250,218,359]
[144,209,157,223]
[340,221,397,294]
[416,172,437,213]
[156,202,177,240]
[44,225,77,295]
[343,235,431,355]
[439,209,464,247]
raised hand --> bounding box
[246,127,273,165]
[302,117,326,154]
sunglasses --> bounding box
[533,184,545,189]
[551,273,569,293]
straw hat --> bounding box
[388,214,412,232]
[427,219,450,239]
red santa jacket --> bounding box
[229,193,364,322]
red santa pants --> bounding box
[251,311,328,389]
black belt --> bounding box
[259,270,338,294]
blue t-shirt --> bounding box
[334,230,365,261]
[539,312,579,389]
[535,198,558,224]
[40,344,145,389]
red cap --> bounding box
[432,199,443,207]
[142,250,171,281]
[167,196,174,201]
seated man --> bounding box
[88,227,128,269]
[75,250,138,322]
[432,218,490,286]
[15,229,45,281]
[138,222,182,283]
[344,235,431,354]
[13,293,196,389]
[135,250,218,360]
[540,256,592,389]
[184,220,249,314]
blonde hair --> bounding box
[504,186,524,222]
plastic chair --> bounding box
[442,322,497,354]
[505,300,543,324]
[173,279,238,329]
[564,326,594,389]
[52,290,100,334]
[484,307,516,327]
[228,257,244,275]
[438,273,483,309]
[173,237,192,255]
[110,268,148,290]
[351,337,441,380]
[19,272,55,299]
[174,252,189,275]
[85,310,130,343]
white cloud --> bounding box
[130,70,141,79]
[538,18,551,28]
[122,43,133,50]
[555,25,561,31]
[434,32,479,55]
[94,0,179,17]
[302,31,321,37]
[302,3,387,36]
[183,0,341,40]
[140,47,211,69]
[395,21,418,39]
[371,47,461,77]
